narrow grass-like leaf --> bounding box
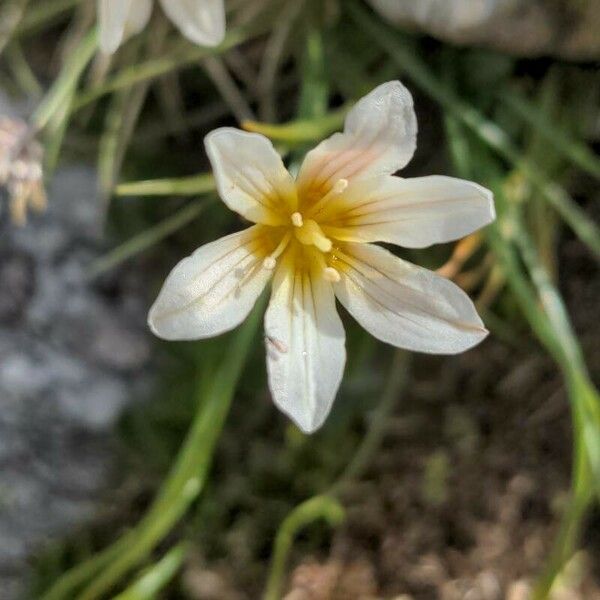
[111,544,187,600]
[115,174,215,198]
[32,27,97,130]
[502,88,600,180]
[0,0,30,54]
[87,199,214,279]
[16,0,79,36]
[98,83,149,206]
[263,496,345,600]
[242,106,347,143]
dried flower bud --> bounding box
[0,118,46,226]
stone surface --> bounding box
[368,0,600,59]
[0,161,152,597]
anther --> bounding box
[263,256,277,270]
[331,178,348,195]
[290,212,304,227]
[317,238,333,253]
[261,231,292,270]
[323,267,341,283]
[295,219,332,253]
[308,178,349,218]
[319,178,348,206]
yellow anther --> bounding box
[295,219,332,253]
[262,231,292,270]
[291,212,304,227]
[263,256,277,270]
[308,178,349,218]
[331,178,348,195]
[323,267,341,283]
[316,237,333,253]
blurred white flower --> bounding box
[368,0,501,34]
[148,81,495,433]
[97,0,225,54]
[0,118,46,226]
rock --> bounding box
[367,0,600,59]
[0,163,153,597]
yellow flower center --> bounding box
[261,178,350,282]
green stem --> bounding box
[297,26,328,120]
[16,0,80,36]
[75,300,265,600]
[243,106,348,144]
[0,0,30,55]
[32,28,98,131]
[5,40,43,96]
[263,496,345,600]
[98,80,149,205]
[331,350,409,494]
[532,376,593,600]
[86,199,214,280]
[41,537,135,600]
[115,174,215,197]
[112,543,188,600]
[502,88,600,180]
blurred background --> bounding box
[0,1,599,599]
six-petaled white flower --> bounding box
[148,81,496,433]
[97,0,225,54]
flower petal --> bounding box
[127,0,153,35]
[334,243,487,354]
[148,226,273,340]
[205,128,297,226]
[265,247,346,433]
[319,175,495,248]
[297,81,417,201]
[159,0,225,47]
[98,0,152,54]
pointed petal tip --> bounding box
[147,303,175,341]
[448,322,490,355]
[277,402,328,435]
[198,25,226,47]
[470,180,496,225]
[98,41,118,55]
[159,0,225,48]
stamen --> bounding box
[315,237,333,253]
[323,267,341,283]
[295,219,332,253]
[263,256,277,270]
[308,178,349,217]
[262,231,292,270]
[331,178,349,195]
[290,212,304,227]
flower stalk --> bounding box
[31,27,98,131]
[263,495,345,600]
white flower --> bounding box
[97,0,225,54]
[148,81,495,433]
[368,0,499,34]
